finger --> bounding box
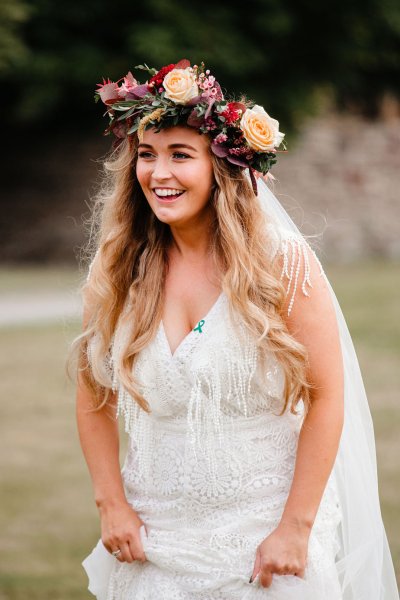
[118,541,134,563]
[249,549,261,583]
[109,546,123,560]
[259,569,273,588]
[274,565,288,576]
[102,540,113,554]
[128,538,147,563]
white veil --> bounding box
[255,175,399,599]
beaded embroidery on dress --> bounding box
[82,225,343,600]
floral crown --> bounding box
[95,58,285,194]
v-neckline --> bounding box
[160,291,224,359]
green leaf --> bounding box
[127,121,140,134]
[116,106,139,121]
[134,63,157,76]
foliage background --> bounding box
[2,0,400,130]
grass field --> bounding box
[0,262,399,598]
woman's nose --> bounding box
[151,157,172,180]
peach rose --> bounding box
[163,68,199,104]
[240,105,284,152]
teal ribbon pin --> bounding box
[193,319,205,333]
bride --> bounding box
[72,59,399,599]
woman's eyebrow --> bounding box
[138,143,198,152]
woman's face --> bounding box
[136,125,215,228]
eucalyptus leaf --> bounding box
[116,106,139,121]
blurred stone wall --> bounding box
[274,114,400,261]
[1,114,399,264]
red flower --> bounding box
[148,63,176,90]
[221,102,246,125]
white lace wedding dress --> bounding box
[83,229,343,600]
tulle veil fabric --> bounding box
[256,176,399,599]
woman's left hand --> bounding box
[249,519,311,587]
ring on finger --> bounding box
[111,549,121,557]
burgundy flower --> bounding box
[187,109,205,128]
[111,121,128,138]
[174,58,191,69]
[211,142,229,157]
[229,145,250,156]
[148,63,176,90]
[226,155,250,168]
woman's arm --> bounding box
[76,305,147,564]
[251,244,344,587]
[280,248,344,529]
[76,383,125,508]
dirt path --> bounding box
[0,291,82,326]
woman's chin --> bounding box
[155,209,182,225]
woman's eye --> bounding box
[137,152,190,159]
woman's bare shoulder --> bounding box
[266,221,326,317]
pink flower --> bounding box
[205,117,217,131]
[117,72,138,98]
[198,74,216,91]
[214,133,228,144]
[228,146,250,156]
[96,78,120,105]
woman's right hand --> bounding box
[99,500,148,564]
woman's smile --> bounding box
[152,188,186,203]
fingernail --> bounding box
[249,575,254,584]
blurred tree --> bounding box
[1,0,399,131]
[0,0,31,73]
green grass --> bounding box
[326,260,400,580]
[0,262,399,598]
[0,322,98,599]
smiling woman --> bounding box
[70,59,399,600]
[136,127,215,226]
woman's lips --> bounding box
[152,190,185,203]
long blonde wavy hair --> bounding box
[71,126,312,416]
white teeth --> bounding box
[154,188,184,197]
